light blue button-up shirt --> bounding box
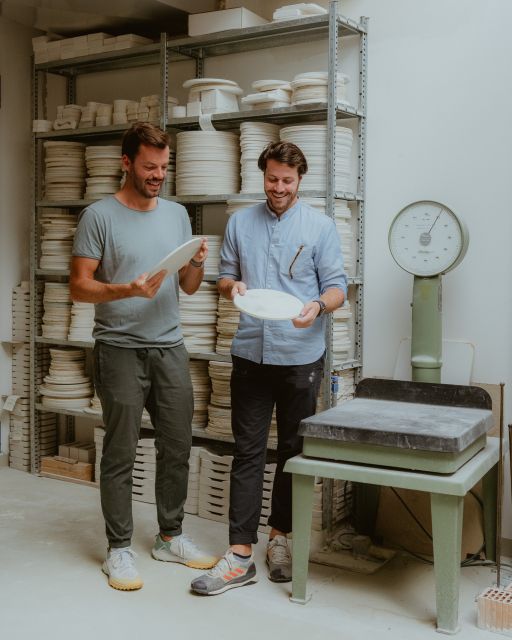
[219,200,347,365]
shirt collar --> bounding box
[264,198,301,221]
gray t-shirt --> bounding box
[72,195,192,347]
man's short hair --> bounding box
[257,141,308,176]
[121,122,170,161]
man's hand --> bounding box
[130,270,166,298]
[292,301,321,328]
[192,237,209,264]
[231,281,247,298]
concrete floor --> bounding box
[0,467,502,640]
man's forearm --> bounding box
[179,262,204,295]
[319,287,345,313]
[70,277,133,304]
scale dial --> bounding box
[388,200,469,277]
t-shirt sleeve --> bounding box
[72,207,106,260]
[218,215,240,281]
[315,218,348,296]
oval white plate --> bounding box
[147,237,203,279]
[233,289,303,320]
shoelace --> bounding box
[205,554,233,578]
[177,534,202,556]
[268,540,291,565]
[110,548,137,572]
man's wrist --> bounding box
[313,299,327,316]
[189,258,204,268]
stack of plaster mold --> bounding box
[183,78,243,116]
[241,79,292,110]
[53,104,82,130]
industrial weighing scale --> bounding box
[388,200,470,383]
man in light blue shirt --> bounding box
[192,141,347,595]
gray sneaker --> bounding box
[151,533,217,569]
[102,547,143,591]
[266,535,292,582]
[190,550,257,595]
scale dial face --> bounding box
[388,200,469,277]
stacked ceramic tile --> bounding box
[331,301,354,366]
[162,148,177,197]
[53,104,81,130]
[291,71,350,106]
[226,198,265,216]
[176,131,240,196]
[198,449,276,533]
[312,478,352,531]
[241,80,292,110]
[280,124,352,192]
[39,210,77,271]
[39,347,93,409]
[189,360,211,430]
[42,282,72,339]
[12,282,30,342]
[215,296,240,355]
[193,234,221,275]
[85,145,122,200]
[44,141,86,201]
[67,302,95,342]
[239,122,280,193]
[179,282,218,352]
[206,360,278,444]
[301,198,354,275]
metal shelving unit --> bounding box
[30,3,367,484]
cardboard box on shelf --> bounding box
[188,7,267,37]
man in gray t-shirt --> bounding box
[71,122,217,591]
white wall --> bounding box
[0,17,35,456]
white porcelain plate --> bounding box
[147,237,202,279]
[233,289,303,320]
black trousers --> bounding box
[228,354,324,545]
[94,342,193,548]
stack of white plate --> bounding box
[189,360,211,430]
[39,347,94,409]
[241,79,292,110]
[42,282,72,340]
[39,210,77,270]
[162,148,176,197]
[240,122,280,193]
[179,282,218,352]
[85,145,122,200]
[280,124,352,192]
[226,198,264,216]
[176,131,240,196]
[216,296,240,355]
[44,141,86,201]
[301,198,354,275]
[67,302,95,342]
[193,234,222,275]
[332,300,353,366]
[291,71,350,106]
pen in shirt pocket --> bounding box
[288,244,305,279]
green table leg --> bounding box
[430,492,464,634]
[482,463,498,562]
[290,474,316,604]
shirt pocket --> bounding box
[280,245,314,280]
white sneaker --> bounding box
[102,547,143,591]
[152,533,217,569]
